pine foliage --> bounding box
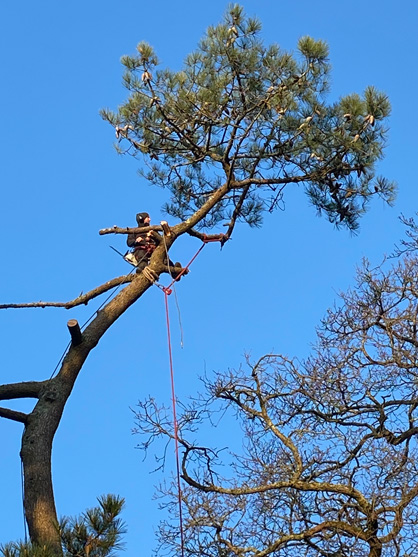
[1,495,126,557]
[102,4,395,232]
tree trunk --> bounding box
[19,268,157,552]
[21,410,61,553]
[368,542,382,557]
[8,214,211,550]
[21,346,92,554]
[367,517,382,557]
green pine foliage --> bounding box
[1,495,126,557]
[0,543,54,557]
[101,4,395,232]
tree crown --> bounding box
[102,4,395,234]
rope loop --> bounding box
[142,267,158,284]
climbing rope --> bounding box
[156,234,223,556]
[164,290,185,557]
[159,241,208,556]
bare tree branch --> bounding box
[0,381,44,400]
[99,224,164,236]
[0,275,135,310]
[186,230,226,243]
[0,406,28,424]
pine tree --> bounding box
[0,4,394,553]
[102,4,395,235]
[1,495,126,557]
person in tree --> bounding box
[127,212,183,276]
[126,212,160,272]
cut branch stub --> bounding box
[160,220,172,237]
[67,319,82,346]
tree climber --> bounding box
[126,212,159,272]
[126,212,182,276]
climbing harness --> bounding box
[110,244,151,268]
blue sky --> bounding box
[1,0,417,553]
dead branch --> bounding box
[99,224,226,245]
[0,274,134,310]
[186,229,226,243]
[99,224,164,236]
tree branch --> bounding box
[0,406,28,424]
[99,224,164,236]
[0,381,44,400]
[0,275,135,310]
[186,229,226,243]
[222,184,251,243]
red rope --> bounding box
[164,243,206,292]
[159,238,222,555]
[164,291,185,557]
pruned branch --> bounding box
[0,274,134,310]
[186,229,226,244]
[99,224,163,236]
[67,319,83,346]
[0,406,28,424]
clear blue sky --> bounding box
[1,0,417,553]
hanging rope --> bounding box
[158,235,222,557]
[164,291,185,557]
[160,241,208,557]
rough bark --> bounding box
[18,269,155,552]
[3,195,220,551]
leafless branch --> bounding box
[0,381,44,400]
[0,275,134,310]
[99,224,164,236]
[0,406,28,424]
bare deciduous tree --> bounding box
[136,239,418,557]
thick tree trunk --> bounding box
[21,343,92,553]
[19,268,157,552]
[7,202,218,550]
[21,410,61,552]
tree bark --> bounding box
[6,182,226,551]
[20,269,155,552]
